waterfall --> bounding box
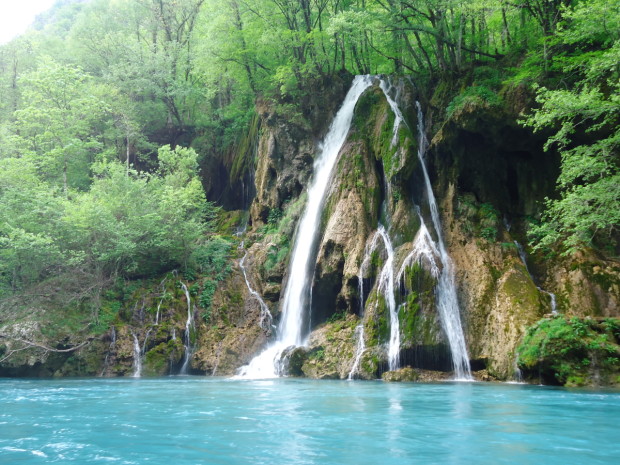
[514,241,530,274]
[514,240,558,314]
[349,225,400,377]
[238,75,374,378]
[347,231,377,379]
[239,252,274,332]
[154,277,167,325]
[377,78,472,379]
[378,78,405,147]
[179,282,194,375]
[131,331,142,378]
[397,212,441,283]
[374,227,400,371]
[413,102,472,380]
[348,325,366,380]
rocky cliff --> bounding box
[1,75,618,385]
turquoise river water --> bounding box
[1,378,618,464]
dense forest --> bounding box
[0,0,618,382]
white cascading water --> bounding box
[514,240,557,314]
[397,212,441,283]
[378,79,472,379]
[348,231,378,379]
[348,324,366,380]
[239,252,274,332]
[374,227,400,371]
[379,78,405,147]
[348,225,400,377]
[131,331,142,378]
[413,102,472,380]
[179,282,194,375]
[238,75,374,378]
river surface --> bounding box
[1,378,618,464]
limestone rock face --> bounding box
[301,315,359,380]
[4,77,619,383]
[382,366,418,382]
[312,139,381,323]
[428,93,620,381]
[545,254,620,318]
[437,183,546,379]
[193,262,271,376]
[250,76,352,226]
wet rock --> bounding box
[382,366,419,382]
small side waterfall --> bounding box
[238,75,374,378]
[131,331,142,378]
[374,227,400,371]
[348,225,401,377]
[179,282,194,375]
[414,102,472,380]
[377,80,472,379]
[378,78,405,147]
[347,227,379,380]
[239,252,274,332]
[514,240,557,314]
[348,325,366,380]
[348,232,377,379]
[397,212,441,283]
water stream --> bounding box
[239,252,274,332]
[413,102,472,380]
[374,226,400,371]
[397,211,441,283]
[131,331,142,378]
[238,75,374,378]
[376,80,472,379]
[348,230,380,379]
[179,282,194,375]
[514,240,558,314]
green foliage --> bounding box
[308,348,325,361]
[457,196,500,242]
[267,208,284,226]
[517,316,620,385]
[447,85,502,117]
[523,1,620,256]
[199,280,217,321]
[190,236,232,281]
[263,236,291,273]
[0,144,211,295]
[327,311,346,324]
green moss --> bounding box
[456,196,501,242]
[230,111,260,183]
[517,316,620,386]
[308,347,325,361]
[361,353,380,378]
[582,263,620,292]
[502,269,540,308]
[262,234,290,272]
[446,85,502,118]
[399,293,420,343]
[144,339,184,376]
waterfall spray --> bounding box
[179,282,194,375]
[238,76,374,378]
[377,79,472,379]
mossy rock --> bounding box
[144,339,185,376]
[517,316,620,386]
[382,366,419,382]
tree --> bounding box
[10,58,109,193]
[525,0,620,255]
